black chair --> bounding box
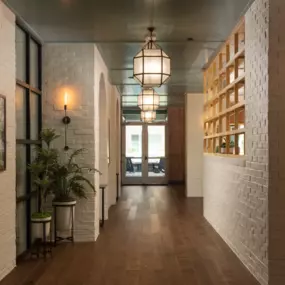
[126,157,134,172]
[159,158,165,173]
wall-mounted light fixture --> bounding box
[62,92,71,151]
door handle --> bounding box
[145,156,148,160]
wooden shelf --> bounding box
[203,17,246,156]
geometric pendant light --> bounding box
[141,110,156,123]
[133,27,171,87]
[138,88,160,111]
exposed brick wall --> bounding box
[43,43,98,241]
[0,2,16,281]
[43,44,120,241]
[203,1,269,284]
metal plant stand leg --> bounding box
[100,185,106,227]
[53,203,76,246]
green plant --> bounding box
[230,140,235,148]
[28,128,59,217]
[215,146,219,153]
[52,148,101,202]
[221,142,227,148]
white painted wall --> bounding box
[185,93,204,197]
[0,2,16,281]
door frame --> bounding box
[121,122,168,185]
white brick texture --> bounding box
[43,44,120,241]
[43,43,98,241]
[204,1,269,285]
[0,2,16,281]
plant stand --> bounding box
[100,184,107,228]
[53,202,75,246]
[30,219,52,259]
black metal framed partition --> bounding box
[15,23,42,256]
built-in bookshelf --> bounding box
[203,18,245,156]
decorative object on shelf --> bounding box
[0,95,6,171]
[141,110,156,123]
[203,18,246,156]
[138,88,160,111]
[62,92,71,151]
[220,142,226,154]
[133,27,171,87]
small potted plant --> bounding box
[52,148,101,237]
[29,129,59,239]
[220,142,227,154]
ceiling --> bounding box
[5,0,252,107]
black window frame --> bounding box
[15,22,42,255]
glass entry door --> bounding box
[122,124,167,185]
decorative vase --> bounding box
[31,216,52,240]
[53,200,76,237]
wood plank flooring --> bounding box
[0,185,260,285]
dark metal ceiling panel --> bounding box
[5,0,253,103]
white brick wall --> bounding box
[43,43,98,241]
[0,2,16,281]
[43,44,120,241]
[203,1,269,284]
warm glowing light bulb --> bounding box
[64,92,68,106]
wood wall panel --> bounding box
[167,106,185,183]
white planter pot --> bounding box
[31,216,52,240]
[220,148,226,154]
[53,201,76,237]
[230,147,235,154]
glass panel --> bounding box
[16,202,27,255]
[148,126,165,158]
[125,157,142,177]
[16,26,26,82]
[125,126,142,177]
[16,86,27,139]
[238,108,245,129]
[16,145,26,197]
[30,92,40,140]
[238,134,245,155]
[148,158,165,177]
[30,40,39,88]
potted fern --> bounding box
[52,149,100,237]
[29,129,59,239]
[229,140,235,154]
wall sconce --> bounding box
[62,92,71,151]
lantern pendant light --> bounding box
[141,111,156,123]
[133,27,171,87]
[138,88,160,111]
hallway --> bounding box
[1,186,258,285]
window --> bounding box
[15,24,42,256]
[204,18,245,156]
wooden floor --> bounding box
[1,186,259,285]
